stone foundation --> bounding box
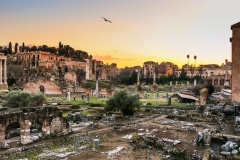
[0,84,8,91]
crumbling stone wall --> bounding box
[50,117,62,134]
[230,22,240,102]
[0,107,67,145]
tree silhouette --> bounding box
[14,43,18,53]
[22,42,25,52]
[194,55,197,67]
[8,42,12,54]
[187,55,190,67]
[30,46,37,52]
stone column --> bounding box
[0,124,5,144]
[4,59,7,84]
[137,71,140,85]
[194,79,197,86]
[153,72,156,85]
[85,59,89,80]
[20,120,31,144]
[95,80,98,97]
[0,59,2,84]
[224,59,229,86]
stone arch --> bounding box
[39,85,45,93]
[220,79,224,85]
[214,80,218,85]
[30,120,42,134]
[5,122,20,139]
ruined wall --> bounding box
[23,79,62,94]
[50,117,62,133]
[231,22,240,102]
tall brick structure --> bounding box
[230,22,240,102]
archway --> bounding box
[39,85,45,93]
[5,122,20,139]
[29,120,43,141]
[220,79,224,85]
[30,120,42,134]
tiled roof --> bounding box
[231,22,240,29]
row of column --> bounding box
[0,58,7,84]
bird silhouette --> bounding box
[101,17,112,23]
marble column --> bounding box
[85,59,89,80]
[4,59,7,84]
[0,59,2,84]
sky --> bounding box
[0,0,239,68]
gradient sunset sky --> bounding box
[1,0,239,68]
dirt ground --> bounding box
[68,115,210,160]
[0,112,229,160]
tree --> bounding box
[30,94,47,106]
[22,42,25,52]
[59,42,62,51]
[30,46,37,52]
[37,46,42,51]
[105,90,141,116]
[187,55,190,67]
[24,46,30,52]
[194,55,197,67]
[3,90,31,108]
[179,68,187,81]
[8,42,12,54]
[49,47,57,54]
[14,43,18,53]
[3,90,47,108]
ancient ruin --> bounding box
[230,22,240,102]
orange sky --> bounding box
[1,0,238,68]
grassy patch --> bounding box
[62,112,68,117]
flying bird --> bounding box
[101,17,112,23]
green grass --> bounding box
[62,112,68,117]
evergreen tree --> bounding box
[8,42,12,54]
[22,42,25,52]
[14,43,18,53]
[179,68,187,81]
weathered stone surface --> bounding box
[231,22,240,102]
[0,107,67,145]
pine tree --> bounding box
[14,43,18,53]
[22,42,25,52]
[8,42,12,54]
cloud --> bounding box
[93,55,132,61]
